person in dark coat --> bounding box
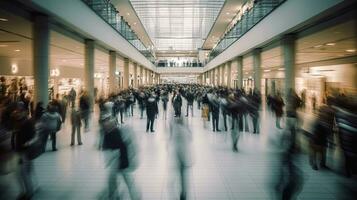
[185,90,194,117]
[249,89,261,134]
[146,93,158,132]
[272,91,284,129]
[173,91,182,117]
[79,91,91,132]
[209,92,220,132]
[11,102,37,199]
[70,106,82,146]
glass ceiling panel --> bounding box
[130,0,225,51]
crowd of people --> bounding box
[1,78,357,199]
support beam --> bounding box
[253,49,262,92]
[123,58,129,89]
[109,51,116,94]
[85,39,95,106]
[33,15,50,106]
[282,34,296,98]
[227,61,232,88]
[133,62,138,88]
[236,56,243,89]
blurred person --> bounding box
[79,91,91,132]
[99,106,140,200]
[272,91,284,129]
[69,87,76,108]
[161,91,169,119]
[172,91,182,117]
[311,93,317,112]
[208,92,220,132]
[70,106,82,146]
[0,76,7,100]
[309,97,334,170]
[220,92,229,132]
[39,104,62,151]
[33,102,45,121]
[170,116,192,200]
[249,89,261,134]
[10,102,37,199]
[146,92,158,132]
[273,88,304,200]
[185,90,194,117]
[137,91,146,119]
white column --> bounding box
[236,56,243,89]
[133,63,138,88]
[123,58,129,89]
[253,49,262,92]
[33,15,50,106]
[85,39,95,106]
[282,34,296,98]
[109,51,116,94]
[227,61,232,88]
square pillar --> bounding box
[33,15,50,106]
[85,39,95,105]
[236,56,243,89]
[282,34,296,98]
[109,51,116,94]
[253,49,262,92]
[133,63,138,88]
[227,61,232,88]
[123,58,129,89]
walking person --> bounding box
[272,91,284,129]
[173,91,182,117]
[208,92,220,132]
[69,87,76,108]
[146,93,158,133]
[185,90,194,117]
[70,106,82,146]
[39,104,62,151]
[79,91,91,132]
[161,91,169,119]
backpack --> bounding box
[41,113,61,132]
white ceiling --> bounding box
[129,0,225,52]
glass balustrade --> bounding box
[208,0,286,61]
[82,0,155,63]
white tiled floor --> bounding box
[1,100,356,199]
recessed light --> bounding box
[278,68,284,71]
[62,59,67,62]
[226,12,230,15]
[313,45,322,48]
[345,49,356,53]
[14,49,20,52]
[326,43,335,46]
[264,69,271,72]
[0,44,8,47]
[0,18,8,22]
[127,13,130,16]
[133,22,137,25]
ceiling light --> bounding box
[127,13,130,16]
[326,43,335,46]
[14,49,20,52]
[0,18,8,22]
[264,69,271,72]
[345,49,356,53]
[0,44,8,47]
[313,45,322,48]
[133,22,137,25]
[278,68,284,71]
[226,12,230,15]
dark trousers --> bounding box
[231,114,238,130]
[186,103,193,116]
[71,125,82,145]
[174,107,181,117]
[238,114,249,132]
[222,111,228,131]
[43,131,57,151]
[252,114,259,133]
[146,117,155,131]
[119,110,124,123]
[212,114,219,131]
